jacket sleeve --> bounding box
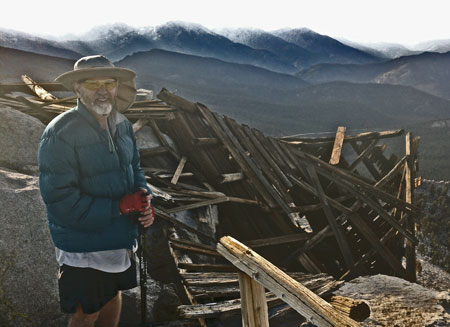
[129,122,152,195]
[38,133,121,231]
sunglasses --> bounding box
[81,79,118,91]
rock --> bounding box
[152,283,182,322]
[0,106,45,173]
[0,168,67,327]
[334,274,450,327]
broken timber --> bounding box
[217,236,360,327]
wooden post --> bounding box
[405,132,417,282]
[217,236,360,327]
[329,126,346,165]
[238,272,269,327]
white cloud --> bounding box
[1,0,448,45]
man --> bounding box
[38,55,154,327]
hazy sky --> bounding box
[2,0,448,45]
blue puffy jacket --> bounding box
[38,101,150,252]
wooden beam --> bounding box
[132,118,149,133]
[165,196,260,214]
[193,137,219,146]
[139,146,170,157]
[347,139,377,171]
[329,126,346,165]
[313,167,417,245]
[219,172,245,184]
[171,156,188,185]
[21,75,58,101]
[405,132,417,282]
[243,233,313,248]
[305,165,356,272]
[157,88,197,113]
[280,129,404,144]
[238,271,270,327]
[296,150,420,215]
[217,236,360,327]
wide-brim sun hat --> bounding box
[55,55,137,112]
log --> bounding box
[329,126,346,165]
[217,236,360,327]
[329,296,370,322]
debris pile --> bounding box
[0,77,425,326]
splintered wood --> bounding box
[217,236,360,327]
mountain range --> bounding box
[1,22,450,179]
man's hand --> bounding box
[138,206,155,228]
[138,190,155,228]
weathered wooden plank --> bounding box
[280,129,404,144]
[243,233,313,248]
[196,104,277,209]
[157,88,197,113]
[313,167,417,245]
[238,271,270,327]
[171,156,188,185]
[22,75,58,101]
[245,126,293,188]
[139,146,170,157]
[169,242,221,257]
[132,118,149,133]
[329,126,346,165]
[177,262,236,272]
[219,172,245,184]
[155,208,216,242]
[305,165,356,272]
[295,150,420,215]
[349,141,381,181]
[168,228,208,327]
[347,139,377,171]
[405,132,417,282]
[193,137,219,146]
[217,236,360,327]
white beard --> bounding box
[89,102,113,116]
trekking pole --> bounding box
[138,222,148,326]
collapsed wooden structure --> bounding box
[0,76,420,325]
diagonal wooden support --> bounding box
[171,156,188,185]
[329,126,346,165]
[217,236,360,327]
[21,74,57,101]
[305,165,356,272]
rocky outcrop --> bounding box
[335,274,450,327]
[0,106,45,174]
[0,168,66,327]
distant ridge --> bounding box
[297,51,450,100]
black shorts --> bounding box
[58,261,137,314]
